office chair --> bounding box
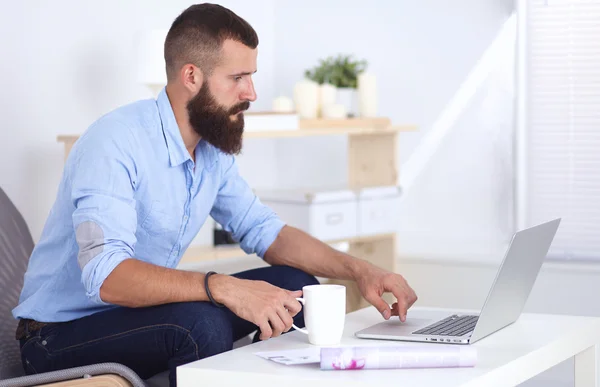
[0,187,147,387]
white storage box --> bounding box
[357,186,402,236]
[256,188,358,241]
[244,112,299,132]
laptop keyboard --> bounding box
[413,315,478,337]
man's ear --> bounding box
[180,64,204,94]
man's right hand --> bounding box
[211,275,303,340]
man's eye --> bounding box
[234,76,243,82]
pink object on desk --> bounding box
[320,345,477,371]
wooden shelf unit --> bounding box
[57,120,414,161]
[57,118,415,312]
[180,233,396,264]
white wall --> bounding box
[1,0,515,258]
[0,0,277,242]
[270,0,516,263]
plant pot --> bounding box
[319,83,337,117]
[336,87,358,118]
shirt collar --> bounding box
[156,88,190,167]
[156,87,218,171]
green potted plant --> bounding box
[305,54,368,117]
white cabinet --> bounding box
[256,188,358,241]
[357,186,402,236]
[257,186,402,240]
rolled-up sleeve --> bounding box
[68,127,138,305]
[210,155,285,258]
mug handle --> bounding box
[291,298,308,335]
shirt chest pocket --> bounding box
[140,200,182,237]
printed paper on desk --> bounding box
[255,347,321,365]
[255,345,477,369]
[320,346,478,370]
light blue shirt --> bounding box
[13,88,285,322]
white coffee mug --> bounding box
[292,284,346,346]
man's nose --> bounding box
[242,78,257,102]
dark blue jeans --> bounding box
[19,265,319,387]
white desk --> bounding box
[177,306,600,387]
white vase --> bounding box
[336,87,358,118]
[322,103,347,119]
[319,83,337,117]
[293,79,319,119]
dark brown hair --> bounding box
[164,3,259,82]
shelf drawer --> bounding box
[257,188,358,241]
[358,187,402,236]
[257,186,401,240]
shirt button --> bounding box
[183,216,189,222]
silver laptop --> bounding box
[355,218,561,345]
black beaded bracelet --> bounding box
[205,271,225,308]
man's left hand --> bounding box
[354,262,418,322]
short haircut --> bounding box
[164,3,259,82]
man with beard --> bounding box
[13,3,417,386]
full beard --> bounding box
[186,82,250,155]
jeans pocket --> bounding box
[20,335,40,352]
[39,326,60,348]
[21,339,43,375]
[22,357,38,375]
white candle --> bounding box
[272,96,294,113]
[358,72,378,117]
[293,79,319,119]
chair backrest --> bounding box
[0,188,34,379]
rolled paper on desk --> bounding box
[320,346,477,370]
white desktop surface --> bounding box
[177,306,600,387]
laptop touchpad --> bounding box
[366,318,434,335]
